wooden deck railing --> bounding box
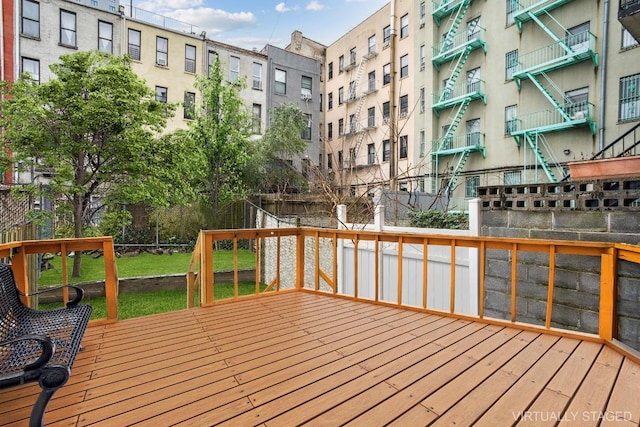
[0,237,119,324]
[187,228,640,364]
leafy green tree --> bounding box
[0,51,198,275]
[189,57,253,228]
[249,102,308,193]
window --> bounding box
[383,139,390,161]
[466,118,481,146]
[566,22,590,53]
[338,150,343,167]
[184,92,195,119]
[368,107,375,128]
[564,87,589,118]
[400,54,409,78]
[338,118,344,136]
[383,25,391,47]
[328,153,333,169]
[21,0,39,38]
[368,71,376,92]
[60,10,76,47]
[156,36,168,66]
[252,63,262,90]
[155,86,167,103]
[302,114,312,140]
[349,47,356,66]
[368,35,376,55]
[339,87,344,104]
[21,57,39,83]
[207,50,217,76]
[506,0,518,26]
[328,122,333,140]
[505,105,518,135]
[467,17,480,41]
[465,176,480,198]
[229,56,240,81]
[420,2,426,19]
[383,101,390,122]
[98,21,113,53]
[467,68,481,93]
[328,62,333,80]
[328,92,333,110]
[622,28,639,49]
[420,45,426,69]
[620,74,640,121]
[400,14,409,38]
[419,130,426,157]
[504,171,522,185]
[506,50,518,81]
[419,87,425,113]
[128,29,141,60]
[274,69,286,95]
[399,95,408,117]
[383,63,391,85]
[348,81,356,100]
[349,114,356,133]
[252,104,262,134]
[399,135,408,159]
[339,55,344,73]
[301,76,312,96]
[181,44,196,73]
[442,125,452,149]
[368,144,375,165]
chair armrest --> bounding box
[20,285,85,307]
[0,335,55,373]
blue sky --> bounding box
[132,0,389,50]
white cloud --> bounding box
[167,8,256,35]
[275,2,293,12]
[306,1,324,11]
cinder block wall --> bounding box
[479,178,640,351]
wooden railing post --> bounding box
[599,247,616,342]
[103,238,119,321]
[296,229,305,290]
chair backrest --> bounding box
[0,264,24,340]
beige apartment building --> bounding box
[323,0,640,207]
[123,17,204,134]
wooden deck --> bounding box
[1,291,639,426]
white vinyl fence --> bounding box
[337,200,480,315]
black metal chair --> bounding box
[0,263,92,427]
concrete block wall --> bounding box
[480,179,640,351]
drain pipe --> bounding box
[598,0,610,151]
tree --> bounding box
[189,57,253,228]
[249,102,308,194]
[0,51,196,275]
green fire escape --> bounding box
[431,0,486,194]
[510,0,598,182]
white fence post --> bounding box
[336,205,346,294]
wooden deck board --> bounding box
[1,292,638,427]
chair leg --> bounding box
[29,387,57,427]
[30,366,69,427]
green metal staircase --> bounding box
[431,0,486,193]
[510,0,597,182]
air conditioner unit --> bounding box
[252,80,262,90]
[157,58,167,66]
[383,41,390,49]
[400,111,408,118]
[301,93,313,101]
[419,18,425,28]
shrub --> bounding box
[407,209,468,230]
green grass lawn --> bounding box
[37,249,262,320]
[41,282,270,320]
[39,249,256,285]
